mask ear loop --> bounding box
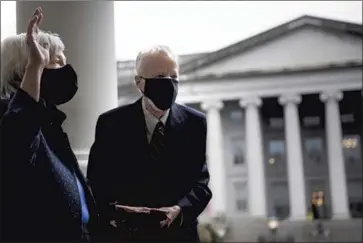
[137,76,165,132]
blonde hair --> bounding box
[0,31,65,99]
[135,45,179,76]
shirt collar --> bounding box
[142,97,170,134]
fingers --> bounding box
[26,15,38,38]
[165,213,173,221]
[160,211,174,228]
[37,11,43,29]
[160,219,169,228]
[26,7,43,46]
[34,7,43,34]
[109,220,118,228]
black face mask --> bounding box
[40,64,78,105]
[143,77,178,110]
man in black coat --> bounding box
[0,8,98,241]
[87,46,212,241]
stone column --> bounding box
[279,94,307,220]
[17,2,118,167]
[239,97,267,218]
[201,100,226,215]
[320,90,350,219]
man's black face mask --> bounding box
[142,77,178,110]
[40,64,78,106]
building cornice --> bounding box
[179,62,363,83]
[175,65,362,104]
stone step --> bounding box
[223,218,362,242]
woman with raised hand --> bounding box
[0,7,98,241]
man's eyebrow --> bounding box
[152,73,178,78]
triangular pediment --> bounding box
[180,16,362,76]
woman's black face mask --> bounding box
[142,77,178,110]
[40,64,78,106]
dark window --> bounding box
[341,113,355,123]
[347,179,362,218]
[343,135,361,165]
[231,137,245,165]
[304,137,324,165]
[234,181,248,212]
[271,182,290,220]
[269,118,284,128]
[349,201,363,218]
[303,116,320,127]
[274,205,290,220]
[267,140,285,166]
[237,199,248,211]
[230,110,243,121]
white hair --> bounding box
[135,45,179,76]
[0,31,65,99]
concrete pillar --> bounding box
[320,90,350,219]
[201,100,226,215]
[239,96,267,218]
[279,94,307,220]
[17,2,118,167]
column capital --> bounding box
[278,94,302,106]
[239,96,262,108]
[320,90,343,102]
[201,100,224,111]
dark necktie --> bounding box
[149,121,165,161]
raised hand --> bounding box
[26,7,50,67]
[20,7,50,101]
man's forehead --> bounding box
[140,52,179,74]
[143,52,177,65]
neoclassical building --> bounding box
[117,15,362,223]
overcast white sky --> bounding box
[1,1,362,61]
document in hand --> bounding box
[113,204,167,228]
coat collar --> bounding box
[9,91,67,126]
[43,103,67,126]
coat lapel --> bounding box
[162,103,186,159]
[166,103,185,131]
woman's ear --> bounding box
[57,52,66,66]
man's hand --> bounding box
[152,205,181,228]
[109,204,153,228]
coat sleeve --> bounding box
[0,88,47,163]
[177,117,212,227]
